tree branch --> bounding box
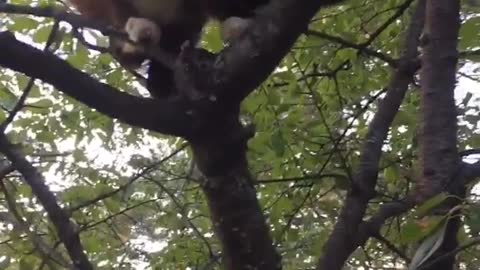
[0,20,60,132]
[361,0,416,47]
[1,0,347,141]
[0,31,195,137]
[0,133,93,270]
[415,1,462,269]
[200,0,348,104]
[305,29,397,66]
[0,178,71,268]
[417,0,460,200]
[417,236,480,270]
[461,160,480,185]
[317,0,425,269]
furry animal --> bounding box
[68,0,270,98]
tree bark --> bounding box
[417,0,461,269]
[317,1,424,268]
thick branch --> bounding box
[0,32,195,137]
[0,20,60,132]
[418,0,460,200]
[317,1,425,269]
[181,1,350,269]
[205,0,347,104]
[416,1,461,269]
[1,0,346,140]
[0,133,93,270]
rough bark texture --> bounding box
[193,121,281,269]
[418,1,461,269]
[189,108,282,269]
[0,0,346,269]
[0,134,93,270]
[316,1,424,269]
[418,0,460,201]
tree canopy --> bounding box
[0,0,479,269]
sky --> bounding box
[0,3,479,269]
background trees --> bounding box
[0,0,479,269]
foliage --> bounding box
[0,0,479,269]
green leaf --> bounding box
[28,98,53,108]
[459,17,480,50]
[32,24,53,44]
[104,198,121,214]
[28,99,53,114]
[409,220,448,270]
[466,203,480,235]
[36,130,56,143]
[84,235,103,253]
[67,45,90,67]
[333,174,350,190]
[274,70,296,82]
[392,110,415,127]
[267,90,281,105]
[271,130,286,157]
[202,21,223,52]
[400,216,445,244]
[0,86,18,111]
[19,256,36,270]
[384,165,399,183]
[8,17,39,32]
[106,69,124,86]
[415,193,449,217]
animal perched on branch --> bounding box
[67,0,270,98]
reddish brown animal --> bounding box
[68,0,269,98]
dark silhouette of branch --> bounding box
[0,31,196,137]
[458,71,480,83]
[417,0,460,200]
[307,0,413,68]
[459,149,480,183]
[0,162,14,179]
[459,49,480,58]
[416,0,462,269]
[362,0,416,47]
[0,177,70,268]
[0,20,60,132]
[317,0,425,269]
[0,1,358,269]
[80,199,157,231]
[0,133,93,270]
[146,177,215,257]
[257,173,344,184]
[305,30,397,65]
[356,156,479,267]
[68,144,187,212]
[462,161,480,184]
[417,236,480,270]
[202,0,349,104]
[459,148,480,157]
[71,28,109,54]
[1,0,347,141]
[182,1,349,269]
[373,233,410,262]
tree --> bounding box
[0,0,479,269]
